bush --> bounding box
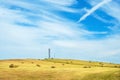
[89,61,92,63]
[83,66,87,68]
[31,62,34,64]
[83,66,91,68]
[51,66,56,68]
[36,64,41,67]
[114,65,120,68]
[100,64,104,67]
[21,62,24,64]
[9,64,19,68]
[114,66,117,68]
[62,63,65,66]
[88,66,91,68]
[99,62,104,67]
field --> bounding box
[0,59,120,80]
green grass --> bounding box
[0,59,120,80]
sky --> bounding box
[0,0,120,63]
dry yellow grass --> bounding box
[0,59,120,80]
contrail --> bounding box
[78,0,112,22]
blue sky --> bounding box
[0,0,120,63]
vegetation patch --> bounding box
[36,64,41,67]
[83,66,91,68]
[51,66,56,68]
[9,64,19,68]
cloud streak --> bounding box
[78,0,112,22]
[0,0,120,63]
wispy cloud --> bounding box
[43,0,77,6]
[0,0,120,63]
[87,0,120,32]
[78,0,112,22]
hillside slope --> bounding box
[0,59,120,80]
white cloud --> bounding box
[53,34,120,57]
[86,0,120,33]
[102,1,120,22]
[0,0,120,63]
[92,13,111,23]
[43,0,77,6]
[87,0,120,22]
[78,0,112,22]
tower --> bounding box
[48,48,51,59]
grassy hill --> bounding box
[0,58,120,80]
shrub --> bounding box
[99,62,104,67]
[21,62,24,64]
[31,62,34,64]
[9,64,19,68]
[83,66,87,68]
[119,66,120,68]
[100,64,104,67]
[88,66,91,68]
[9,64,14,68]
[89,61,92,63]
[83,66,91,68]
[51,66,56,68]
[114,66,117,68]
[114,65,120,68]
[36,64,41,67]
[62,63,65,66]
